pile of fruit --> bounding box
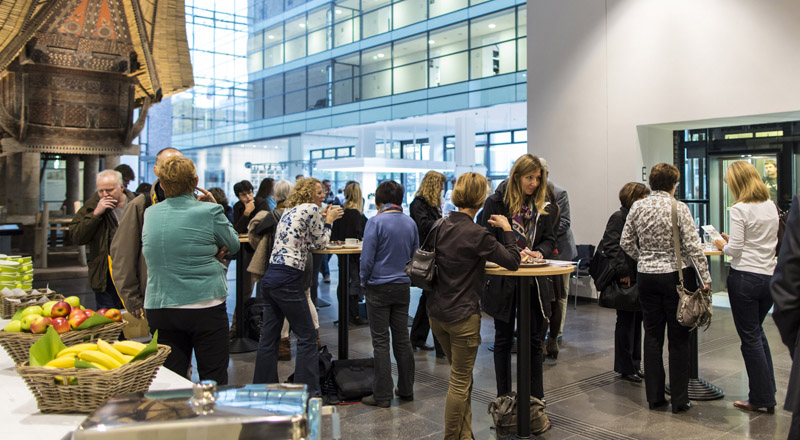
[0,256,33,290]
[2,296,122,334]
[44,339,148,370]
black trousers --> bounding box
[409,290,443,352]
[146,303,230,385]
[614,309,643,375]
[493,283,546,399]
[638,269,695,406]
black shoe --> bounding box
[620,374,642,383]
[435,351,447,359]
[672,402,691,414]
[350,317,369,326]
[322,275,331,283]
[636,369,645,379]
[648,400,669,410]
[394,387,413,401]
[362,395,390,408]
[316,298,331,308]
[412,342,434,351]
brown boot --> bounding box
[546,337,559,360]
[279,337,291,361]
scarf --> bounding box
[511,203,536,249]
[378,203,403,214]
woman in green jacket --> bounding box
[142,156,240,384]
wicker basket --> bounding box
[15,345,171,413]
[1,291,64,319]
[0,320,128,364]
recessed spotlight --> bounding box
[268,35,275,39]
[488,23,496,29]
[299,23,305,28]
[428,39,435,44]
[335,9,342,14]
[377,53,384,58]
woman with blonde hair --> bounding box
[409,171,447,356]
[714,160,778,413]
[253,177,343,395]
[142,156,240,384]
[431,172,520,437]
[479,154,556,432]
[332,181,369,325]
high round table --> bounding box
[311,246,362,360]
[485,263,575,439]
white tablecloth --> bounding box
[0,318,193,439]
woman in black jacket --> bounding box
[479,154,556,418]
[409,171,447,356]
[599,182,650,382]
[331,181,369,325]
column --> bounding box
[104,154,120,170]
[19,152,41,216]
[357,128,376,158]
[5,153,22,215]
[65,155,81,215]
[454,115,486,177]
[0,156,6,214]
[287,136,305,179]
[83,155,99,200]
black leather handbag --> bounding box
[598,281,639,312]
[405,218,444,291]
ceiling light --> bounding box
[268,35,274,39]
[335,9,342,14]
[428,39,435,44]
[299,23,305,28]
[488,23,496,29]
[377,53,384,58]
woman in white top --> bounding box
[713,161,778,414]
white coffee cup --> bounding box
[345,238,359,246]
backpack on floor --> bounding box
[488,392,550,437]
[332,358,375,402]
[243,297,268,341]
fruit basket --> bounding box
[15,344,171,413]
[0,320,127,364]
[1,290,63,319]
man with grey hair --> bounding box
[111,147,184,318]
[70,169,135,309]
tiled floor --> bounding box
[52,261,794,439]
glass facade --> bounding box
[247,4,527,116]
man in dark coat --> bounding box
[771,194,800,439]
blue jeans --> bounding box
[364,283,415,401]
[727,268,777,407]
[253,278,320,396]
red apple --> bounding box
[69,309,85,319]
[68,311,88,329]
[50,301,72,318]
[51,317,70,334]
[83,309,96,318]
[30,316,52,334]
[95,308,108,316]
[103,308,122,322]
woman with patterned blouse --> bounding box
[253,178,343,396]
[621,163,711,414]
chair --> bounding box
[569,244,595,309]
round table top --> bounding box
[311,247,362,255]
[704,249,723,256]
[238,234,249,244]
[484,264,575,277]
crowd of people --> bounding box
[67,149,800,439]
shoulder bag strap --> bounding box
[422,217,445,251]
[671,199,685,286]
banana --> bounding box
[57,343,98,358]
[97,339,127,364]
[122,355,134,363]
[78,350,122,369]
[45,356,76,368]
[112,340,146,355]
[89,362,109,371]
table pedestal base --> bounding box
[229,337,259,353]
[665,379,724,401]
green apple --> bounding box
[3,320,21,332]
[64,296,81,308]
[20,313,41,331]
[21,305,43,318]
[41,301,57,317]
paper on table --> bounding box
[702,225,724,242]
[543,259,578,266]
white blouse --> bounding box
[722,200,779,276]
[269,203,331,271]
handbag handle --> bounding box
[421,217,445,252]
[671,200,704,286]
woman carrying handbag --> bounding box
[598,182,650,383]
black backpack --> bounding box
[243,296,268,341]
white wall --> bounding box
[528,0,800,246]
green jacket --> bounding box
[142,194,240,309]
[69,189,136,292]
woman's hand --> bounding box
[215,245,229,263]
[488,214,512,231]
[619,276,631,287]
[702,284,711,292]
[326,206,344,224]
[713,237,727,250]
[521,248,543,262]
[720,232,729,241]
[196,186,217,204]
